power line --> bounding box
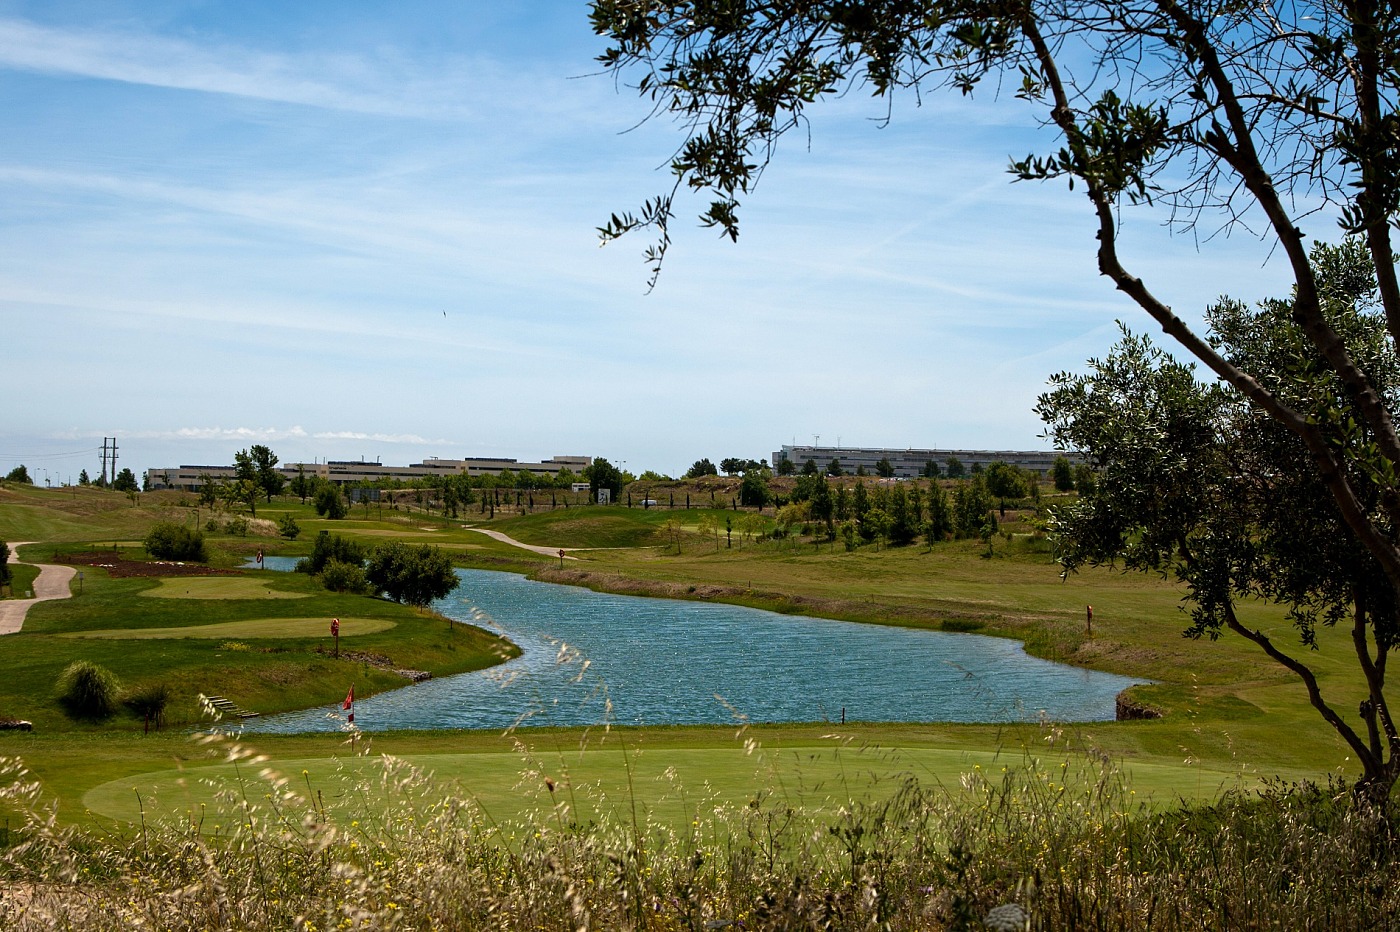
[0,447,103,460]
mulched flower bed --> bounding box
[51,550,242,578]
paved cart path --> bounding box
[464,528,580,560]
[0,542,76,634]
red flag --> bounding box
[342,685,354,710]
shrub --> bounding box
[143,523,207,562]
[321,559,370,594]
[300,531,367,576]
[315,484,348,519]
[277,513,300,540]
[225,515,249,537]
[56,661,122,722]
[122,682,172,732]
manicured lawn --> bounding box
[137,576,312,599]
[58,616,394,639]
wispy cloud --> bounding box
[0,17,476,118]
[103,426,456,446]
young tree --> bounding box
[921,460,941,479]
[4,465,31,484]
[289,465,314,504]
[984,461,1028,507]
[777,456,796,476]
[0,540,10,588]
[924,482,954,544]
[826,458,844,477]
[78,469,90,485]
[277,513,301,540]
[944,457,965,480]
[1051,456,1076,493]
[953,476,995,539]
[875,457,895,478]
[887,484,919,546]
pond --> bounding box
[238,564,1145,733]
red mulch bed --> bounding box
[52,550,243,578]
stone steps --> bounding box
[203,694,260,719]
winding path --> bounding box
[464,527,580,560]
[0,542,76,634]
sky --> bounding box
[1,1,1311,484]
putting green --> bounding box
[59,616,394,640]
[138,577,310,600]
[82,744,1245,826]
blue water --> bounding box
[237,563,1144,733]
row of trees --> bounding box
[784,473,1029,549]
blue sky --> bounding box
[2,1,1302,483]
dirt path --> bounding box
[464,528,580,560]
[0,542,76,635]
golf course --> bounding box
[0,478,1393,928]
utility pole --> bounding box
[99,437,119,486]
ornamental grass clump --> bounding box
[54,660,122,723]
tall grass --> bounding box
[0,729,1394,930]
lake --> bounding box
[239,563,1144,733]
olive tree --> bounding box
[1038,241,1399,797]
[592,0,1400,798]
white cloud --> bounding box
[0,17,478,118]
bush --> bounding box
[315,484,348,519]
[143,523,207,562]
[299,532,367,576]
[277,513,301,540]
[56,661,122,722]
[123,682,172,732]
[321,559,370,594]
[225,515,249,537]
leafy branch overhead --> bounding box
[593,0,1400,798]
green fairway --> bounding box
[80,731,1247,828]
[138,576,311,599]
[58,616,394,640]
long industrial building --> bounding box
[147,455,592,492]
[772,444,1073,478]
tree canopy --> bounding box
[1038,240,1400,796]
[366,542,460,608]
